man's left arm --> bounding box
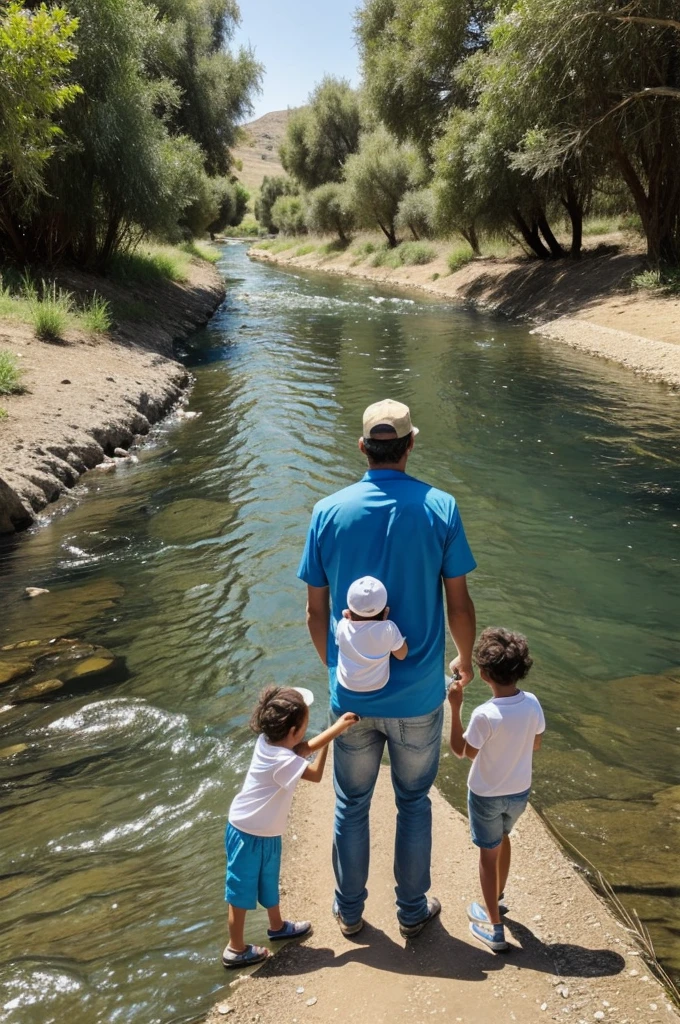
[444,575,476,687]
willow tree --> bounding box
[344,127,426,246]
[306,183,355,242]
[280,76,362,189]
[493,0,680,264]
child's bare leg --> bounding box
[498,834,511,898]
[266,905,284,932]
[479,847,502,925]
[227,905,247,952]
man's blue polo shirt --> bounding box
[297,469,476,719]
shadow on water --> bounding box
[0,242,677,1022]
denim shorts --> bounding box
[225,822,281,909]
[467,788,531,850]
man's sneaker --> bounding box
[466,901,509,952]
[398,897,442,938]
[332,901,364,937]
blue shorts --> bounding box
[225,822,282,910]
[467,788,531,850]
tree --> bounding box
[0,2,81,258]
[344,127,426,246]
[270,195,306,235]
[255,175,298,233]
[280,76,362,189]
[306,183,355,242]
[355,0,495,151]
[396,188,436,241]
[490,0,680,264]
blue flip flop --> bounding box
[466,902,509,952]
[267,919,312,941]
[222,943,270,969]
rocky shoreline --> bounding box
[0,257,225,534]
[250,240,680,387]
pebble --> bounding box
[113,447,129,458]
[558,986,570,998]
[25,587,49,598]
[628,970,638,977]
[95,461,116,472]
[306,997,317,1007]
[216,1004,234,1015]
[594,1014,605,1021]
[296,987,305,994]
[540,1003,548,1011]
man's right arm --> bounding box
[306,584,330,666]
[444,575,476,687]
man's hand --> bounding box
[449,655,474,687]
[447,680,464,710]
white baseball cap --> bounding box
[347,576,387,617]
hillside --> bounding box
[231,109,294,194]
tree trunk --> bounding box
[536,210,565,258]
[376,218,398,247]
[561,181,583,259]
[511,209,550,259]
[410,224,420,241]
[460,223,481,256]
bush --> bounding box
[80,293,112,333]
[399,241,436,265]
[30,282,73,341]
[447,246,475,273]
[270,195,307,235]
[305,183,355,242]
[371,245,403,269]
[255,175,298,233]
[630,266,680,295]
[0,350,25,395]
[397,188,436,241]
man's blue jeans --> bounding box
[332,705,444,927]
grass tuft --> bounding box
[180,240,220,264]
[630,265,680,295]
[80,292,112,333]
[30,282,74,341]
[0,407,7,421]
[109,245,190,284]
[293,243,316,257]
[447,245,475,274]
[399,241,437,266]
[0,350,25,395]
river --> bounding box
[0,242,678,1022]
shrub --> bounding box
[447,246,475,273]
[80,293,112,333]
[350,240,377,262]
[399,241,436,265]
[270,195,307,235]
[397,188,436,241]
[305,183,355,242]
[630,266,680,295]
[30,282,73,341]
[0,350,25,394]
[255,175,298,233]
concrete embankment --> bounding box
[0,258,225,534]
[251,241,680,388]
[205,764,678,1024]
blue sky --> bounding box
[233,0,361,120]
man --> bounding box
[297,399,477,938]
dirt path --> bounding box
[251,240,680,386]
[0,258,224,533]
[205,766,677,1024]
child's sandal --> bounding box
[222,943,270,969]
[267,920,312,940]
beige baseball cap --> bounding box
[362,399,419,440]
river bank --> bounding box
[0,255,225,534]
[250,238,680,387]
[206,763,678,1024]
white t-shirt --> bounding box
[463,690,545,797]
[335,618,405,693]
[228,735,308,837]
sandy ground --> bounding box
[0,258,224,533]
[205,766,678,1024]
[251,239,680,384]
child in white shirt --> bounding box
[335,576,408,693]
[223,685,357,969]
[448,626,545,952]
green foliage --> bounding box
[399,241,437,265]
[180,240,220,263]
[30,282,74,341]
[280,76,362,189]
[80,293,112,332]
[344,127,426,247]
[0,350,25,395]
[630,266,680,295]
[270,195,307,236]
[356,0,494,150]
[294,243,316,257]
[305,183,355,241]
[109,245,190,284]
[255,175,298,233]
[351,240,377,260]
[447,245,475,273]
[0,2,81,197]
[397,188,436,241]
[223,214,260,237]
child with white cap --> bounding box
[335,576,408,693]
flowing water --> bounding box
[0,242,678,1022]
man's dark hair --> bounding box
[250,686,308,743]
[362,432,412,464]
[473,627,533,686]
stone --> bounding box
[306,997,317,1007]
[95,461,116,472]
[0,743,28,758]
[15,678,64,700]
[296,987,305,995]
[61,653,116,681]
[25,587,49,599]
[216,1004,234,1015]
[0,661,32,685]
[113,447,129,458]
